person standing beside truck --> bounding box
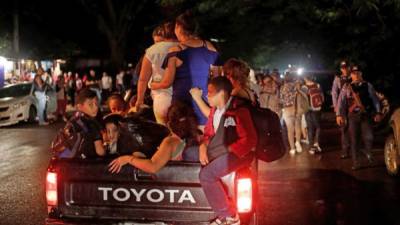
[199,76,257,225]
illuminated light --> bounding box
[237,178,252,213]
[46,172,58,206]
[297,67,304,76]
[21,59,25,64]
[0,56,7,65]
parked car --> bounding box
[384,107,400,176]
[0,82,57,127]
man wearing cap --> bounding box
[336,66,382,170]
[331,61,352,159]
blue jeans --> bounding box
[199,152,253,218]
[34,91,47,123]
[305,111,321,147]
[348,112,373,164]
[182,145,200,162]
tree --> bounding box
[80,0,147,70]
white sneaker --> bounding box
[295,142,303,153]
[313,143,322,153]
[301,139,309,145]
[289,149,296,155]
[210,214,240,225]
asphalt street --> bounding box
[0,119,399,225]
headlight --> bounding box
[12,101,27,109]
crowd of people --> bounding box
[48,10,388,225]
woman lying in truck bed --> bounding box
[108,101,200,174]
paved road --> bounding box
[0,120,399,225]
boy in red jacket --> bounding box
[199,76,257,225]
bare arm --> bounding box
[151,46,181,90]
[150,57,176,90]
[94,140,106,156]
[136,57,153,107]
[108,136,180,174]
[190,88,210,117]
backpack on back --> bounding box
[308,84,324,110]
[50,118,88,159]
[246,104,286,162]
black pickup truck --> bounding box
[45,158,259,225]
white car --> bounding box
[0,82,57,127]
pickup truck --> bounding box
[45,158,259,225]
[384,107,400,176]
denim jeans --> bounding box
[348,112,373,164]
[282,106,302,150]
[34,91,47,123]
[340,118,350,155]
[182,145,200,162]
[199,152,253,218]
[305,111,321,147]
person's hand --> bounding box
[374,113,383,123]
[336,116,345,126]
[199,144,209,166]
[190,88,203,101]
[108,155,132,173]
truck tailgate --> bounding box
[51,159,215,223]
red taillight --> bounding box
[237,178,252,213]
[46,171,58,206]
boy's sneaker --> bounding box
[210,214,240,225]
[313,143,322,153]
[301,139,309,145]
[309,147,316,155]
[295,141,303,153]
[289,149,296,155]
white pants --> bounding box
[152,91,172,125]
[282,106,303,150]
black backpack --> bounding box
[248,106,286,162]
[233,97,286,162]
[50,118,89,159]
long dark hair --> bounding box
[175,10,198,36]
[167,101,199,146]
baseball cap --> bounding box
[350,65,359,72]
[340,61,348,68]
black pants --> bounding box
[348,112,373,164]
[305,111,321,148]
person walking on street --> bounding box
[336,66,382,170]
[303,74,324,154]
[101,72,113,104]
[280,71,309,155]
[332,61,351,159]
[32,74,51,125]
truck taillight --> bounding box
[46,171,58,206]
[237,178,252,213]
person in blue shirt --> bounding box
[331,61,351,159]
[150,11,222,128]
[336,66,382,170]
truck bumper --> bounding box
[45,218,209,225]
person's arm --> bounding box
[331,77,339,111]
[108,136,179,174]
[190,88,211,117]
[94,140,106,156]
[150,61,176,90]
[367,83,381,113]
[136,57,153,107]
[151,46,182,90]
